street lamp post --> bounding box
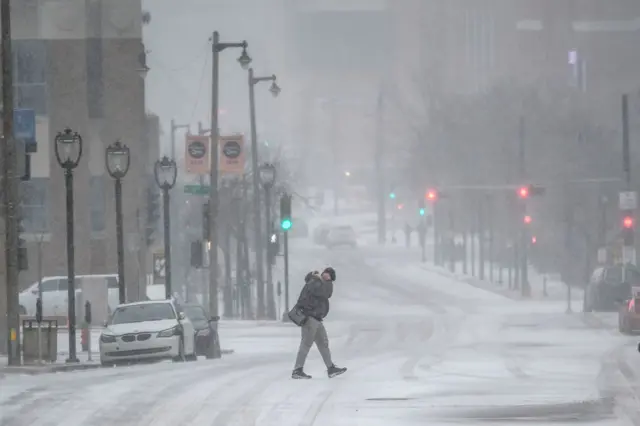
[259,163,277,319]
[248,67,280,318]
[54,128,83,363]
[105,140,131,304]
[154,156,178,299]
[209,31,251,335]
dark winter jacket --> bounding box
[296,275,333,321]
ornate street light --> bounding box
[54,128,83,364]
[106,140,131,304]
[154,156,177,298]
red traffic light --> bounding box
[531,236,537,244]
[623,216,634,229]
[397,203,404,210]
[518,186,529,199]
[426,189,438,202]
[524,215,532,224]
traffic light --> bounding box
[524,215,532,224]
[202,201,210,241]
[426,189,438,202]
[418,198,426,216]
[146,186,161,245]
[397,203,404,210]
[267,229,279,265]
[623,216,634,229]
[389,192,396,199]
[280,193,292,231]
[518,184,545,199]
[419,208,425,216]
[531,236,537,244]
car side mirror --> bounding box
[178,312,186,321]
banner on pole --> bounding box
[219,134,245,175]
[185,134,210,175]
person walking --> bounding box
[291,267,347,379]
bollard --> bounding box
[36,298,43,364]
[84,301,92,360]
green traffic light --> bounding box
[419,208,425,216]
[389,192,396,199]
[281,218,292,230]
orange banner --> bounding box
[185,134,210,175]
[219,134,245,175]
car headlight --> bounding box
[157,326,181,338]
[100,334,116,343]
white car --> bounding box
[99,300,197,366]
[19,274,119,317]
[325,225,357,248]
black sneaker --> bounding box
[327,364,347,378]
[292,368,312,379]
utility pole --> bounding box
[209,31,249,353]
[478,195,485,280]
[488,194,494,283]
[2,0,20,364]
[375,89,386,244]
[518,115,530,297]
[621,94,636,268]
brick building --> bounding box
[1,0,154,300]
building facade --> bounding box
[1,0,153,300]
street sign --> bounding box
[14,108,36,152]
[184,184,210,195]
[153,252,166,281]
[185,134,210,175]
[619,191,637,210]
[219,134,246,175]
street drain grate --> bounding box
[366,397,413,401]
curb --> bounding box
[1,362,102,375]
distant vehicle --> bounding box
[325,225,357,249]
[312,223,331,245]
[99,299,197,366]
[19,274,119,317]
[584,265,640,312]
[289,217,309,238]
[183,303,219,356]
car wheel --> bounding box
[19,305,26,315]
[173,337,186,362]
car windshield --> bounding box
[184,305,207,322]
[110,303,176,325]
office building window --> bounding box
[20,177,48,233]
[90,176,106,232]
[13,39,47,114]
[86,38,104,118]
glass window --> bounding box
[86,37,104,118]
[41,279,59,292]
[110,303,176,324]
[184,305,206,321]
[604,266,623,285]
[15,83,47,115]
[90,176,106,232]
[14,39,46,85]
[58,279,68,291]
[20,177,48,233]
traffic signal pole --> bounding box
[621,94,636,268]
[518,116,531,297]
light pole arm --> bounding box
[251,75,276,85]
[215,41,247,53]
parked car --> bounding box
[19,274,119,317]
[584,265,640,312]
[183,303,219,356]
[99,299,197,366]
[325,225,357,249]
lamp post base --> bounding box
[65,357,80,364]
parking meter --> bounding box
[35,298,42,323]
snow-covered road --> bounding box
[2,241,640,425]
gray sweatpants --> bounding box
[294,317,333,370]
